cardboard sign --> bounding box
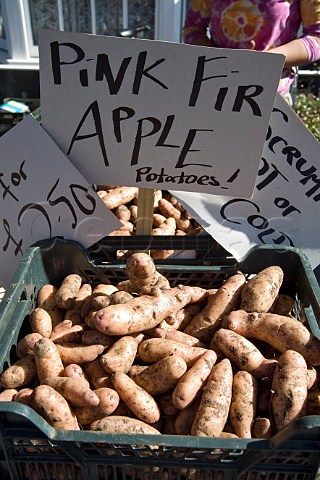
[39,30,284,198]
[170,94,320,269]
[0,115,121,287]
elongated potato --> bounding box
[271,293,295,316]
[101,186,139,210]
[138,338,208,367]
[74,387,120,425]
[88,415,160,434]
[30,307,53,338]
[229,371,258,438]
[31,385,79,430]
[157,393,179,417]
[213,328,277,379]
[184,273,246,343]
[81,329,115,348]
[116,252,170,295]
[109,291,133,305]
[222,310,320,366]
[55,274,83,310]
[55,343,104,365]
[16,333,43,358]
[0,389,18,402]
[271,350,308,432]
[41,376,100,407]
[63,363,90,388]
[13,388,33,406]
[191,358,233,437]
[240,266,283,312]
[0,355,37,389]
[252,417,273,439]
[81,294,112,319]
[34,338,65,381]
[83,359,114,390]
[153,328,207,348]
[111,372,161,424]
[37,284,58,310]
[172,350,217,410]
[132,355,188,396]
[160,303,203,331]
[50,324,85,344]
[89,286,207,336]
[74,283,92,309]
[100,336,138,374]
[175,398,201,435]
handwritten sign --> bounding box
[0,115,121,287]
[39,30,284,198]
[170,94,320,269]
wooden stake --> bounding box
[135,188,155,235]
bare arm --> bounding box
[268,38,312,68]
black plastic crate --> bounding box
[0,238,319,480]
[88,233,234,265]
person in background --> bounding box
[182,0,320,103]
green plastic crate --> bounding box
[0,238,319,480]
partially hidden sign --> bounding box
[170,94,320,270]
[39,30,284,198]
[0,115,121,287]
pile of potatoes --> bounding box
[0,252,320,439]
[97,186,204,259]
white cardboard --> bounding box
[39,30,284,198]
[171,94,320,270]
[0,115,121,287]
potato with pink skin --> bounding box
[63,364,90,387]
[271,350,308,432]
[184,273,246,343]
[101,186,139,210]
[222,310,320,366]
[1,355,37,388]
[240,266,284,313]
[100,336,138,374]
[252,417,273,439]
[138,338,208,367]
[50,324,85,344]
[213,328,277,379]
[229,371,258,438]
[37,284,58,310]
[153,328,207,348]
[40,376,100,407]
[14,388,33,406]
[172,350,217,410]
[73,387,120,425]
[16,333,43,358]
[175,398,201,435]
[191,358,233,437]
[31,385,79,430]
[55,343,104,365]
[89,286,207,336]
[132,355,188,396]
[30,307,52,338]
[0,389,18,402]
[160,303,203,331]
[55,274,83,310]
[34,338,64,381]
[81,329,115,348]
[83,359,114,390]
[111,372,161,424]
[116,252,170,295]
[88,415,160,434]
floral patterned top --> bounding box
[183,0,320,94]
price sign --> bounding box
[0,115,121,287]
